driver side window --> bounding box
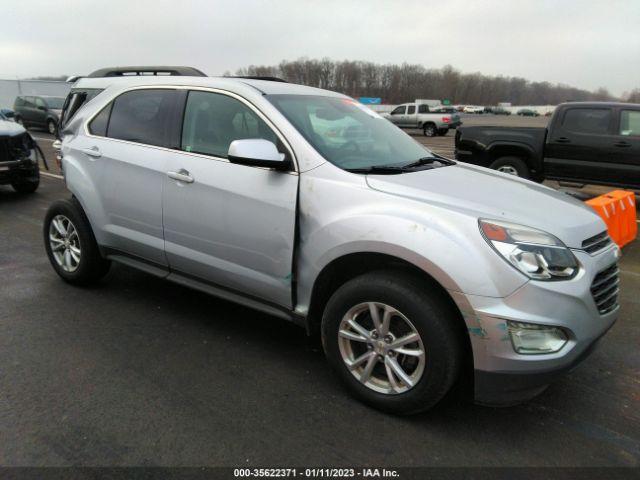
[391,106,406,115]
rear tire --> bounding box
[43,198,111,285]
[321,271,463,415]
[423,123,436,137]
[489,156,531,179]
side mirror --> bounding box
[228,139,289,170]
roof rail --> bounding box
[87,66,207,78]
[229,76,288,83]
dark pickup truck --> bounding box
[455,102,640,189]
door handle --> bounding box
[167,169,194,184]
[555,137,571,143]
[614,141,631,148]
[82,146,102,158]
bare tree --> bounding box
[234,58,619,105]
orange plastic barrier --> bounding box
[586,190,637,248]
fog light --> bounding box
[507,320,568,354]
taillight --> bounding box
[442,117,450,123]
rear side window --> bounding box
[620,110,640,137]
[88,103,112,136]
[418,105,429,114]
[561,108,611,135]
[181,90,279,158]
[407,106,416,114]
[107,89,176,147]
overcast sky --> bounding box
[2,0,638,96]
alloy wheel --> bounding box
[49,215,81,272]
[497,165,519,176]
[338,302,426,394]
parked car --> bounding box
[0,116,39,192]
[493,107,511,115]
[517,108,540,117]
[431,105,456,114]
[463,105,484,114]
[382,101,462,137]
[455,101,640,188]
[45,76,619,414]
[13,96,66,134]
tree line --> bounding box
[231,58,632,106]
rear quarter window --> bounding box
[88,103,113,136]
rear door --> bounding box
[544,106,614,184]
[162,89,298,308]
[81,88,179,265]
[609,108,640,188]
[34,97,48,127]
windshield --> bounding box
[44,97,65,109]
[267,94,437,170]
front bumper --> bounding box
[0,157,39,185]
[450,244,620,405]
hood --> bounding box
[0,119,27,136]
[365,162,605,249]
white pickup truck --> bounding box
[383,100,462,137]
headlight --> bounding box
[479,219,579,281]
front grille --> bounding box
[591,263,619,314]
[582,231,613,254]
[0,133,31,164]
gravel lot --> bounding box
[1,115,638,468]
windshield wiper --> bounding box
[344,165,407,174]
[397,155,454,170]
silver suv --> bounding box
[44,76,620,414]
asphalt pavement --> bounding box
[0,123,639,468]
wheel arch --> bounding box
[486,142,533,163]
[306,251,474,385]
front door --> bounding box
[388,105,406,127]
[162,89,298,308]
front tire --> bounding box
[44,198,111,285]
[423,123,436,137]
[489,156,531,179]
[321,271,463,415]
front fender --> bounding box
[295,201,528,314]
